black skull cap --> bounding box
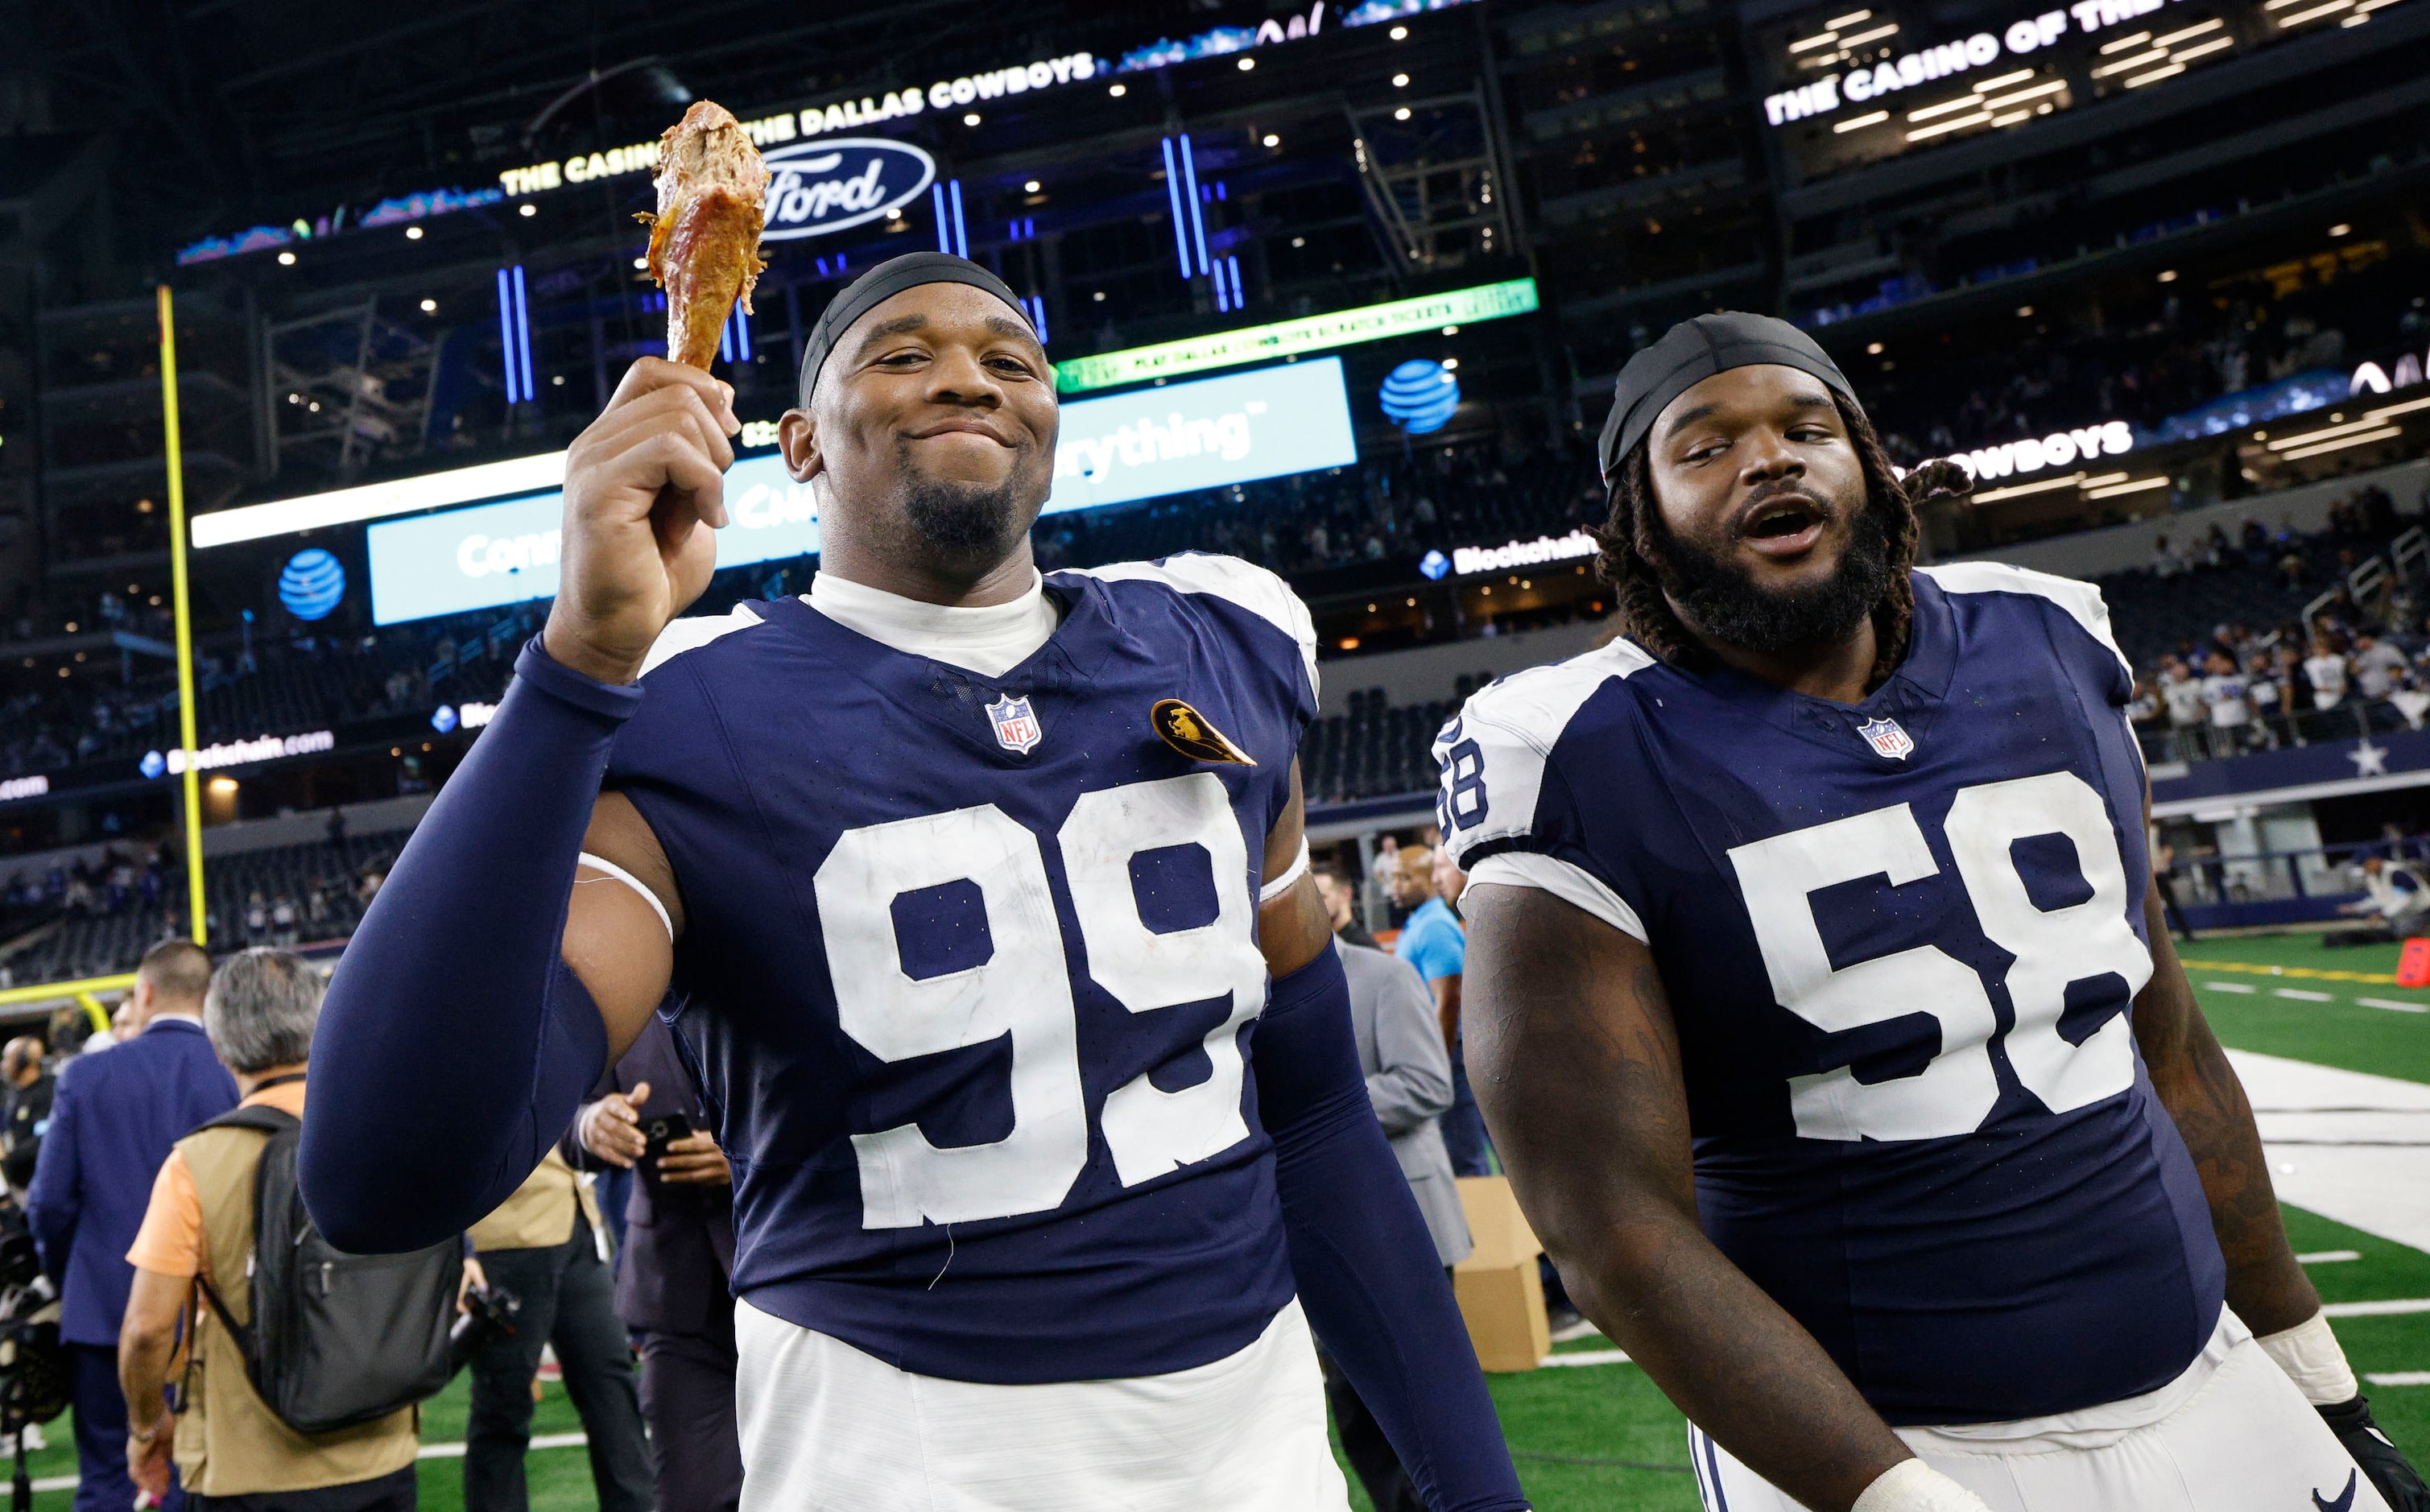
[1597,312,1861,481]
[797,252,1034,406]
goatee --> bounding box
[901,473,1027,560]
[1651,494,1892,656]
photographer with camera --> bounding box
[462,1147,650,1512]
[27,940,233,1512]
[570,1017,738,1512]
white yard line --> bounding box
[2272,988,2336,1002]
[2360,998,2430,1014]
[2230,1049,2430,1254]
[2205,981,2258,994]
[1541,1348,1634,1368]
[27,1432,593,1494]
[2299,1250,2364,1263]
[2367,1372,2430,1386]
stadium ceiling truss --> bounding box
[31,0,1072,249]
[261,299,436,484]
[1345,87,1518,277]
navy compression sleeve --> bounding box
[302,638,638,1253]
[1254,943,1530,1512]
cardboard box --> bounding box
[1452,1176,1549,1371]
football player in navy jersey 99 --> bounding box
[300,253,1525,1510]
[1443,313,2428,1512]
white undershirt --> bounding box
[807,569,1058,677]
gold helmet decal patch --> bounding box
[1151,699,1257,766]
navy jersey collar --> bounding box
[1652,570,1957,760]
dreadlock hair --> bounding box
[1588,395,1971,690]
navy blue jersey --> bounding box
[604,556,1316,1385]
[1436,564,2225,1425]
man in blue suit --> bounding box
[27,940,236,1512]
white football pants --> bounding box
[1690,1310,2390,1512]
[734,1295,1351,1511]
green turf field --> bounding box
[27,930,2428,1511]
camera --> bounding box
[448,1280,523,1372]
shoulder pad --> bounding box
[638,601,767,680]
[1920,562,2130,679]
[1433,636,1655,866]
[1068,555,1320,701]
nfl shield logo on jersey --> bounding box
[987,694,1043,754]
[1856,716,1915,760]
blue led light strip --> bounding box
[510,265,533,401]
[494,269,519,404]
[1159,138,1192,279]
[1227,255,1243,311]
[1178,134,1210,277]
[932,184,953,253]
[948,180,968,258]
[735,305,752,362]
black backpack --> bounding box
[192,1098,461,1435]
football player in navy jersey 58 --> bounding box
[300,254,1525,1510]
[1441,313,2429,1512]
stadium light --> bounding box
[519,203,537,217]
[192,451,572,547]
[405,225,424,240]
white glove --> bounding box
[1851,1459,1997,1512]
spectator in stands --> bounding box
[2243,653,2284,748]
[1391,846,1490,1179]
[2150,534,2186,579]
[2240,517,2272,569]
[2200,651,2256,756]
[2393,670,2430,732]
[1322,925,1471,1512]
[1313,867,1380,948]
[2305,634,2350,710]
[2158,656,2206,759]
[461,1147,651,1512]
[571,1020,739,1512]
[121,949,418,1512]
[2,1037,53,1199]
[2354,631,2408,703]
[29,941,234,1512]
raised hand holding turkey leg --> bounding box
[543,359,740,686]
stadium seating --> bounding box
[0,824,412,985]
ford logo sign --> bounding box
[760,138,936,242]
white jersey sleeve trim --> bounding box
[577,851,673,941]
[637,601,766,679]
[1433,636,1657,870]
[1467,852,1648,944]
[1068,555,1321,704]
[1920,562,2132,680]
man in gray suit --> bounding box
[1314,868,1473,1512]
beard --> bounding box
[892,428,1036,564]
[1647,487,1894,656]
[902,473,1026,559]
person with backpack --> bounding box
[119,949,457,1512]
